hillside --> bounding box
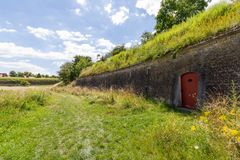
[80,2,240,77]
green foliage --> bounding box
[155,0,210,33]
[80,2,240,77]
[9,71,55,78]
[141,32,154,44]
[72,56,93,79]
[58,56,92,84]
[0,77,60,86]
[19,80,30,86]
[101,45,126,61]
[58,62,74,84]
[9,71,17,77]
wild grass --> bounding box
[0,87,239,159]
[0,90,49,111]
[80,2,240,77]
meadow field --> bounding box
[0,87,239,159]
[0,77,60,86]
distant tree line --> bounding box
[9,71,58,78]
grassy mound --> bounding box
[80,2,240,77]
[0,77,60,86]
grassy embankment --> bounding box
[0,87,239,159]
[80,2,240,77]
[0,77,60,86]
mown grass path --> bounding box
[0,91,233,160]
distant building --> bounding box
[0,73,8,77]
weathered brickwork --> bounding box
[76,29,240,108]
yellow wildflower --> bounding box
[204,119,208,123]
[219,115,226,121]
[230,129,239,137]
[191,126,197,131]
[230,109,236,115]
[204,111,210,117]
[222,126,228,133]
[199,116,206,121]
[237,137,240,143]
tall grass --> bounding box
[80,2,240,77]
[197,94,240,158]
[0,90,49,111]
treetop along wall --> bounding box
[76,28,240,108]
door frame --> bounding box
[180,72,199,109]
[172,71,205,110]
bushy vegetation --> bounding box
[155,0,209,33]
[58,56,92,84]
[0,77,60,86]
[80,2,240,77]
[0,87,239,159]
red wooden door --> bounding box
[181,72,199,109]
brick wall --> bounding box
[76,28,240,108]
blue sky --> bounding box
[0,0,223,75]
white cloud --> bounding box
[74,8,81,16]
[76,0,87,6]
[111,6,129,25]
[0,42,70,60]
[0,28,16,33]
[96,38,115,50]
[27,26,55,40]
[125,42,132,48]
[86,26,93,30]
[208,0,231,7]
[125,40,140,48]
[52,61,65,67]
[5,21,11,25]
[56,30,89,42]
[136,0,162,16]
[104,3,112,14]
[0,61,49,74]
[135,13,146,17]
[63,41,99,61]
[27,26,91,42]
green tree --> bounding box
[9,71,17,77]
[17,72,24,77]
[36,73,42,78]
[58,56,92,84]
[72,56,93,79]
[23,71,32,78]
[141,32,154,44]
[155,0,210,33]
[58,62,74,84]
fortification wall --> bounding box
[76,28,240,108]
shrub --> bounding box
[19,80,30,86]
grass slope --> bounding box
[0,87,239,159]
[80,2,240,77]
[0,77,60,86]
